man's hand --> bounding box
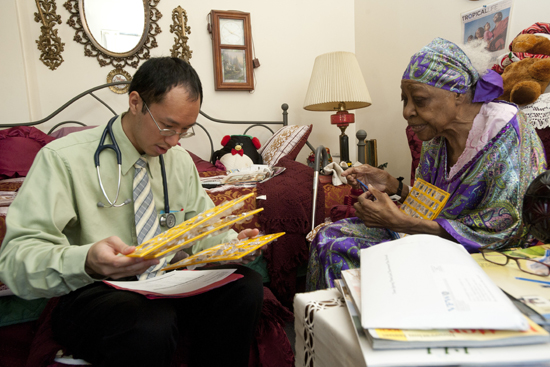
[237,228,264,264]
[85,236,160,279]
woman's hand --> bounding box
[343,164,391,192]
[354,185,407,229]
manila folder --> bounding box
[360,234,528,331]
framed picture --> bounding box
[106,68,132,94]
[210,10,254,91]
[221,49,247,83]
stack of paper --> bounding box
[221,165,286,184]
[338,270,549,350]
[336,234,550,366]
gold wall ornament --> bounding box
[170,6,192,63]
[34,0,65,70]
[106,69,132,94]
[63,0,162,69]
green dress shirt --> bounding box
[0,115,236,299]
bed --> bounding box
[0,81,352,367]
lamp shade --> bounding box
[303,51,372,111]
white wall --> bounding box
[355,0,550,181]
[6,0,548,175]
[0,0,355,162]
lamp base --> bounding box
[331,110,354,165]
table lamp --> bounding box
[303,51,372,164]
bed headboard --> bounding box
[0,81,302,161]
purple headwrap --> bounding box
[402,38,503,103]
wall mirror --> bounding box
[65,0,162,68]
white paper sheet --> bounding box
[360,234,528,331]
[104,269,237,296]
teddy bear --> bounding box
[211,135,262,171]
[495,26,550,106]
[511,33,550,55]
[498,57,550,106]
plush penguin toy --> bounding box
[211,135,262,171]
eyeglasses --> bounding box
[480,248,550,277]
[144,102,195,139]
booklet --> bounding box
[104,269,242,299]
[360,235,529,331]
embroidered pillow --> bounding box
[259,125,312,166]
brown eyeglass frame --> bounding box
[480,249,550,277]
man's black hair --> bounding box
[129,57,203,113]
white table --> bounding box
[294,288,550,367]
[294,288,366,367]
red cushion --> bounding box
[0,127,55,179]
[48,126,96,139]
[405,126,422,186]
[536,127,550,164]
[186,150,224,172]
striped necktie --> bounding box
[133,156,167,280]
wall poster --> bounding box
[460,0,513,72]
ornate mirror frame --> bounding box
[64,0,162,68]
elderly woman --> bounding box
[306,38,547,291]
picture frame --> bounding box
[210,10,254,91]
[106,68,132,94]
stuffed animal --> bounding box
[494,23,550,106]
[511,34,550,55]
[498,57,550,106]
[211,135,262,171]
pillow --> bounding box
[405,125,422,186]
[259,125,312,166]
[48,125,96,139]
[186,150,224,172]
[0,127,56,179]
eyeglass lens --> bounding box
[144,102,194,139]
[516,258,550,276]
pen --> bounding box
[515,277,550,285]
[356,179,369,193]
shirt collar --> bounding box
[112,113,158,179]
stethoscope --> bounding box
[94,116,176,228]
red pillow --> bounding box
[186,150,224,172]
[48,125,96,139]
[405,125,422,186]
[0,127,56,179]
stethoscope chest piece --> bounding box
[160,213,176,229]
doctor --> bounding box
[0,57,263,367]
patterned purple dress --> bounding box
[306,102,547,290]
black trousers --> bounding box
[52,265,263,367]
